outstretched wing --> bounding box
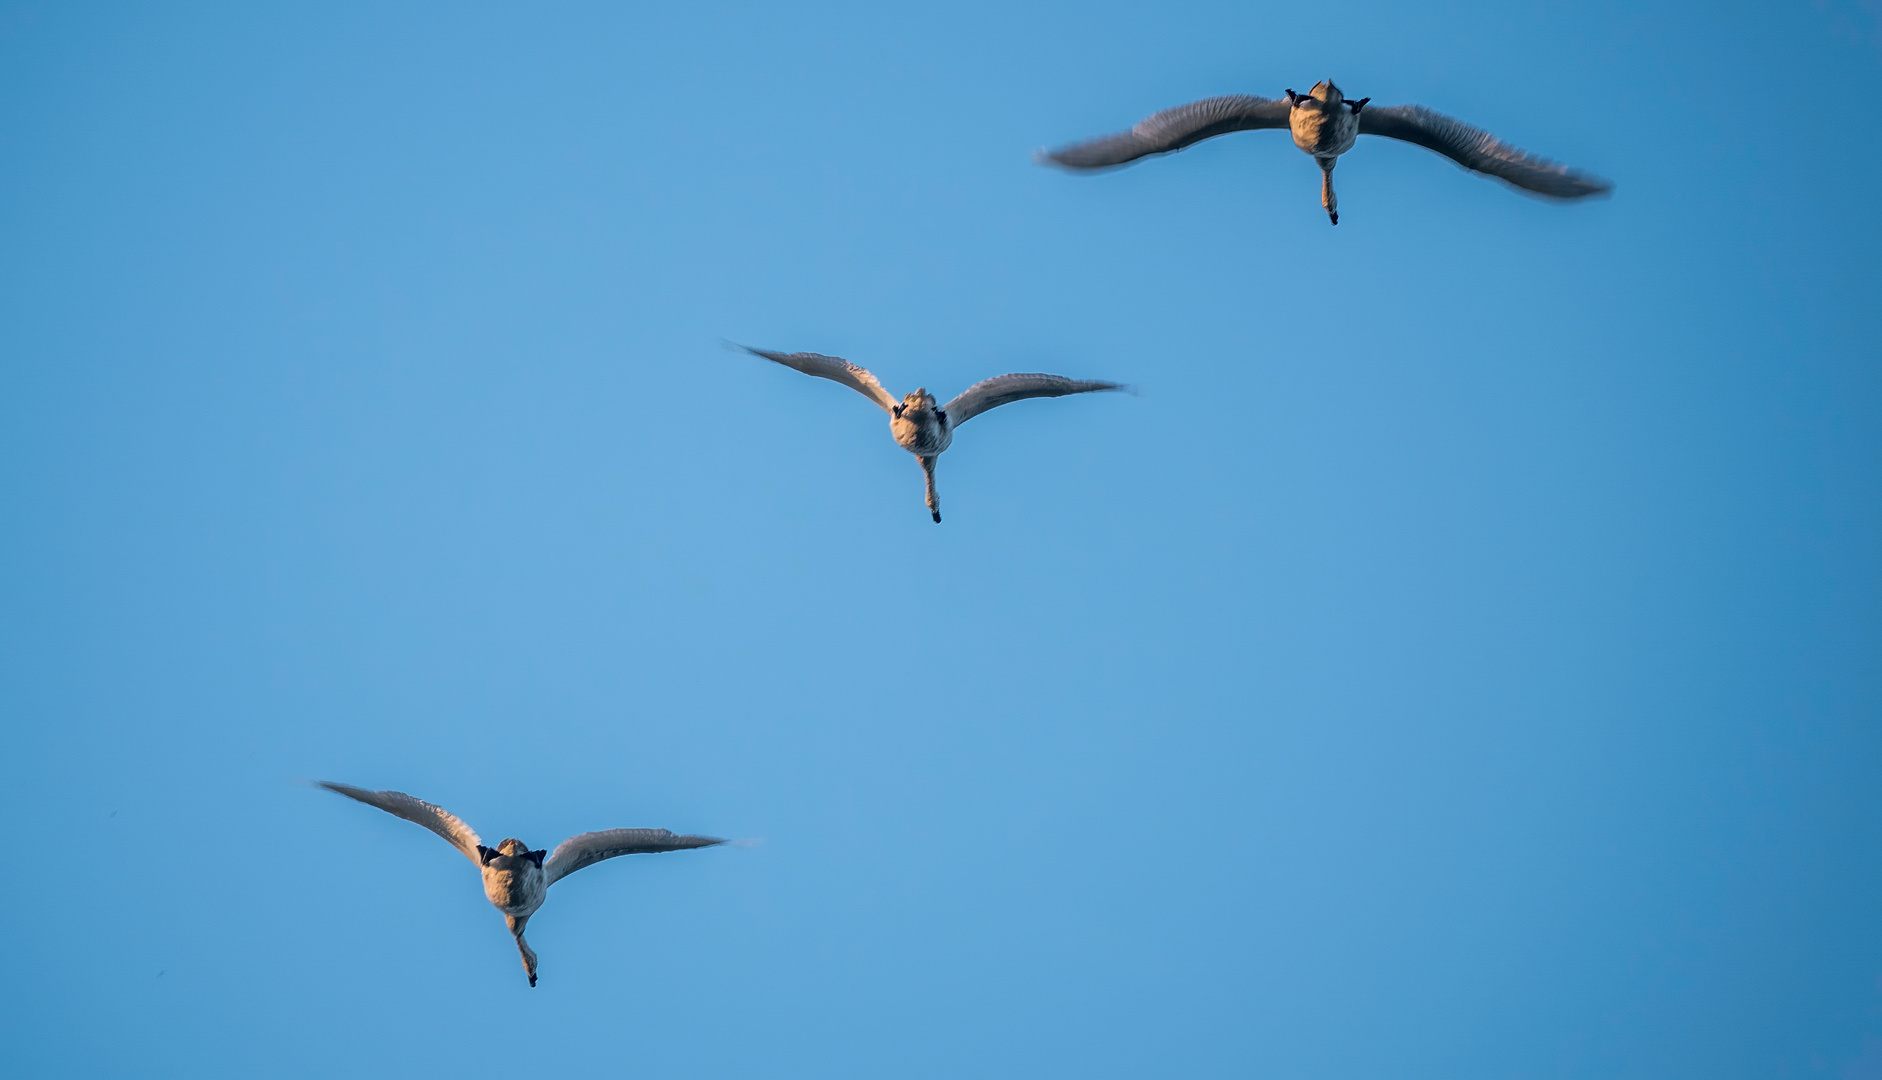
[1358,104,1611,199]
[543,828,725,887]
[943,374,1126,428]
[317,781,483,865]
[1038,95,1291,170]
[737,344,897,414]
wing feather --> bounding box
[737,345,897,414]
[1039,95,1291,170]
[317,781,483,864]
[1358,104,1611,198]
[543,828,724,887]
[943,373,1126,428]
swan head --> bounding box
[895,389,938,418]
[480,838,546,868]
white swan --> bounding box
[318,781,722,986]
[736,344,1126,522]
[1040,80,1610,224]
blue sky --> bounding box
[2,2,1880,1077]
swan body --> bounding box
[1288,83,1359,158]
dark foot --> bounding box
[1329,211,1338,225]
[931,510,941,523]
[529,976,537,987]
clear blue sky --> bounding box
[2,2,1879,1077]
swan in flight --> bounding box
[1040,80,1610,224]
[735,344,1126,522]
[317,781,722,986]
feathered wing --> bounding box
[943,373,1126,427]
[318,781,484,865]
[737,345,897,414]
[1358,104,1611,198]
[543,828,725,887]
[1039,95,1291,170]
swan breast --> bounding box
[482,865,547,917]
[1290,107,1358,157]
[892,415,952,456]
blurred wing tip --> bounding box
[1035,145,1077,169]
[311,780,379,806]
[1035,146,1109,172]
[725,837,765,849]
[1527,172,1614,201]
[1578,174,1615,197]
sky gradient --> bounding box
[3,3,1881,1077]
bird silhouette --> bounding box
[735,344,1126,522]
[1041,80,1610,223]
[317,781,722,986]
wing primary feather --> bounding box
[943,373,1127,428]
[543,828,726,887]
[732,343,897,413]
[1358,104,1611,198]
[316,781,484,864]
[1040,95,1290,170]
